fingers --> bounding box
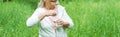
[47,10,57,16]
[55,19,64,25]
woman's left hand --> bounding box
[55,19,64,25]
[55,19,70,28]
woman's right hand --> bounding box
[38,10,57,20]
[45,10,57,16]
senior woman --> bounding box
[26,0,74,37]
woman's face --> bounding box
[44,0,57,10]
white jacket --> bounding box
[26,5,74,37]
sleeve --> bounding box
[26,8,42,27]
[61,8,74,28]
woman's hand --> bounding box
[55,19,70,28]
[38,10,57,20]
[45,10,57,16]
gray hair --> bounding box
[37,0,59,8]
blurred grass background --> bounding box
[0,0,120,37]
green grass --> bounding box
[0,0,120,37]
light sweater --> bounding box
[26,5,74,37]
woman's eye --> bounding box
[51,0,56,2]
[51,1,54,2]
